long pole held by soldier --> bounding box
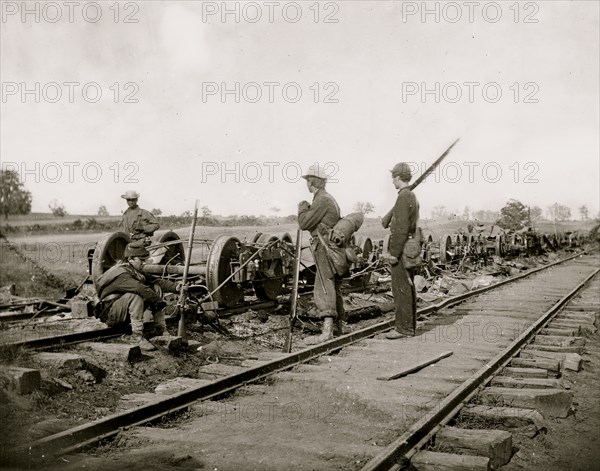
[177,200,199,338]
[283,229,303,353]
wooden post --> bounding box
[283,229,302,353]
[177,200,199,338]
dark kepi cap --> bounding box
[390,162,412,181]
[124,240,150,258]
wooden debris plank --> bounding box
[376,351,453,381]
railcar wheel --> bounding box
[206,235,244,308]
[495,234,504,256]
[381,234,391,255]
[348,235,373,287]
[458,235,467,256]
[91,231,131,289]
[353,235,373,263]
[454,235,462,256]
[439,234,454,264]
[467,234,476,254]
[153,231,185,265]
[424,234,434,262]
[474,235,483,255]
[279,232,293,244]
[253,233,285,301]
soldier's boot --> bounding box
[151,310,173,339]
[333,317,344,337]
[305,317,335,345]
[130,318,157,352]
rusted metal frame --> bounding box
[360,265,599,471]
[13,253,586,463]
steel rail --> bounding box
[0,326,129,352]
[0,306,67,323]
[6,252,587,466]
[0,300,280,351]
[360,265,600,471]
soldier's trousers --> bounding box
[391,259,417,334]
[313,243,344,320]
[104,293,166,330]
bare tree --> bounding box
[529,206,543,223]
[431,206,448,219]
[49,199,67,217]
[547,203,571,221]
[462,205,471,221]
[579,205,589,221]
[354,201,375,215]
[473,209,500,222]
[201,206,212,218]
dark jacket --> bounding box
[298,189,341,236]
[96,262,177,304]
[119,206,160,240]
[388,187,419,258]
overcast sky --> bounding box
[1,1,598,219]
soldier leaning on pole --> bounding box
[94,241,182,351]
[384,162,420,339]
[297,164,346,344]
[119,190,160,243]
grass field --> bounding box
[0,213,121,228]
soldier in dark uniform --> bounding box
[119,190,160,242]
[95,241,181,351]
[298,164,344,343]
[385,163,420,339]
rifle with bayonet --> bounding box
[409,138,460,190]
[176,200,199,339]
[382,138,460,228]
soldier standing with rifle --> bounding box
[298,164,345,344]
[382,139,460,339]
[384,163,420,339]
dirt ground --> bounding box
[499,310,600,471]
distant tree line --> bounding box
[1,170,595,232]
[0,170,32,219]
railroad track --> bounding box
[4,252,598,469]
[0,298,282,351]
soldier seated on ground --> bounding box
[94,241,182,351]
